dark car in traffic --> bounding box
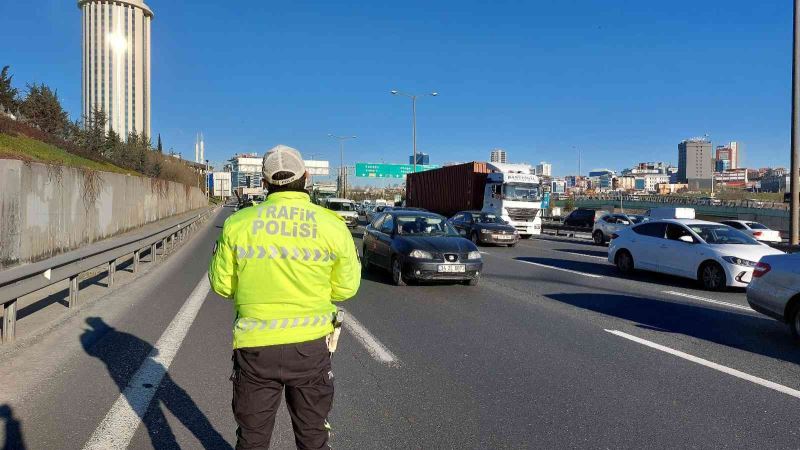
[450,211,519,246]
[563,208,598,228]
[362,210,483,286]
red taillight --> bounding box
[752,231,763,237]
[611,233,619,240]
[753,262,771,278]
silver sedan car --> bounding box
[747,253,800,337]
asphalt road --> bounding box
[2,206,800,449]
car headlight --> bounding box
[409,249,433,259]
[721,256,757,267]
[480,228,492,234]
[468,251,482,260]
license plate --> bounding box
[494,235,513,240]
[438,264,466,273]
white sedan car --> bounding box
[747,253,800,337]
[608,219,784,290]
[719,220,782,243]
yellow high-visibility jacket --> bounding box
[209,191,361,348]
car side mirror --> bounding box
[679,235,694,244]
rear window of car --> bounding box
[745,222,768,230]
[632,222,667,238]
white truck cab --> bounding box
[483,163,542,238]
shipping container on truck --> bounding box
[406,162,490,218]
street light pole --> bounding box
[391,90,438,173]
[412,95,417,173]
[328,134,356,198]
[792,0,800,245]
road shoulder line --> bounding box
[83,275,211,449]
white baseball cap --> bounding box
[262,145,307,185]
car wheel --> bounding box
[391,258,406,286]
[615,250,634,274]
[789,298,800,339]
[361,246,372,272]
[700,262,726,291]
[593,230,605,246]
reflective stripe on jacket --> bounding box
[209,191,361,348]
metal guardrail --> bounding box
[572,195,789,211]
[541,221,592,236]
[0,207,217,344]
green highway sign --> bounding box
[355,163,440,178]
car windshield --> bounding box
[745,222,768,230]
[396,215,458,236]
[503,183,541,202]
[471,213,505,224]
[688,224,760,245]
[328,202,354,212]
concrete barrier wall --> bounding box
[0,159,207,269]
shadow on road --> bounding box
[80,317,231,449]
[544,293,800,365]
[0,404,26,450]
[554,248,609,259]
[514,256,746,293]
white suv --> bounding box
[325,198,359,229]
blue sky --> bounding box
[1,0,794,177]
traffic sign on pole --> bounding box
[355,163,440,178]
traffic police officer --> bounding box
[209,145,361,449]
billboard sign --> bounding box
[304,160,330,176]
[355,163,440,178]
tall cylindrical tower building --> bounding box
[79,0,153,139]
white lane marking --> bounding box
[84,275,211,450]
[479,251,490,255]
[662,290,753,312]
[342,311,400,367]
[558,251,608,261]
[515,260,602,278]
[605,329,800,400]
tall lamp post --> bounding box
[205,159,210,202]
[328,134,356,198]
[391,90,438,173]
[792,0,800,245]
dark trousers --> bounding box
[231,337,334,450]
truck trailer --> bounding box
[406,162,543,237]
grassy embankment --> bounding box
[0,132,137,175]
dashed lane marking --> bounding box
[515,260,603,278]
[662,290,753,312]
[606,329,800,400]
[342,311,400,367]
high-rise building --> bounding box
[729,141,741,169]
[678,138,713,190]
[536,162,552,177]
[490,149,507,164]
[195,133,205,163]
[228,153,263,189]
[409,153,430,165]
[79,0,153,139]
